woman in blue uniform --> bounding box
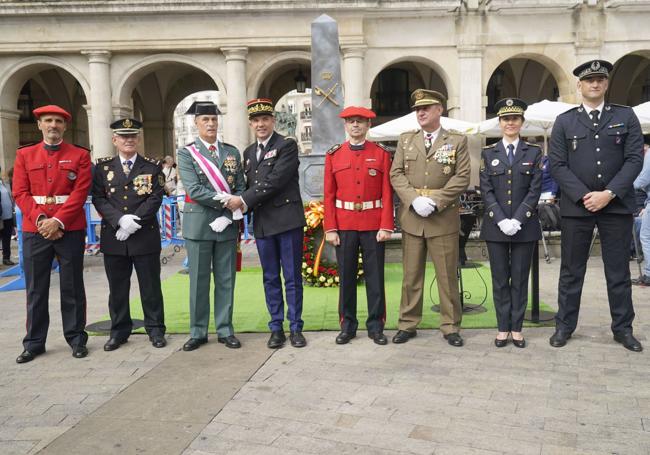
[480,98,542,348]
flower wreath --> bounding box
[302,200,363,287]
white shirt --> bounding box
[583,101,605,120]
[199,137,218,153]
[502,138,520,156]
[423,126,441,145]
[119,153,137,168]
[256,135,272,160]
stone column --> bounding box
[342,46,367,107]
[0,108,20,172]
[221,46,249,154]
[457,45,484,186]
[82,50,113,159]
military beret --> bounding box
[33,105,71,122]
[339,106,376,119]
[110,118,142,135]
[247,98,275,119]
[573,59,613,80]
[410,89,446,109]
[495,98,527,118]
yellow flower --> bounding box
[319,276,326,282]
[306,267,313,274]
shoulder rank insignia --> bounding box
[96,156,113,163]
[482,143,495,149]
[327,144,342,155]
[525,141,541,148]
[143,156,160,165]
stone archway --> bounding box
[247,51,311,104]
[368,57,450,126]
[484,56,563,118]
[0,56,90,170]
[114,54,223,159]
[608,51,650,106]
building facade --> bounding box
[1,0,650,174]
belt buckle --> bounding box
[45,196,56,204]
[353,202,363,212]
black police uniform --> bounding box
[91,153,166,342]
[480,139,542,332]
[549,101,643,335]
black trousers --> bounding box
[486,241,535,332]
[1,217,13,260]
[22,230,88,351]
[336,230,386,334]
[556,214,635,334]
[103,252,165,341]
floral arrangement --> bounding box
[302,200,363,287]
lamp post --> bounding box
[294,69,307,93]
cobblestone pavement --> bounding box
[0,245,648,455]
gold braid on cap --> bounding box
[497,105,525,116]
[248,104,274,115]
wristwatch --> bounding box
[605,189,616,199]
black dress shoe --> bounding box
[3,259,15,266]
[512,338,526,349]
[218,335,241,349]
[150,336,166,348]
[369,332,388,345]
[72,345,88,358]
[290,331,307,348]
[183,337,208,351]
[267,330,286,349]
[392,330,416,344]
[549,329,571,348]
[494,337,508,348]
[613,332,643,352]
[335,331,356,345]
[103,338,127,351]
[16,349,44,364]
[444,333,464,347]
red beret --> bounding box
[339,106,376,119]
[33,105,72,122]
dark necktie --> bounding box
[123,160,132,176]
[349,143,365,151]
[208,144,218,160]
[507,144,514,165]
[590,109,600,127]
[256,143,264,161]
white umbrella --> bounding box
[633,101,650,134]
[368,111,475,141]
[473,117,548,138]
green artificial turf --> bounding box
[124,263,554,333]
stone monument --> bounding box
[298,14,345,202]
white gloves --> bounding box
[213,192,244,220]
[412,196,436,217]
[210,216,232,233]
[118,214,142,235]
[115,227,130,241]
[497,219,522,236]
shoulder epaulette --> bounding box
[96,156,113,163]
[400,129,420,137]
[221,142,238,151]
[185,141,195,147]
[376,142,392,153]
[607,103,629,109]
[74,144,91,152]
[142,155,160,165]
[525,141,541,148]
[17,143,36,150]
[327,144,342,155]
[482,143,496,149]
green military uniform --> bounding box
[390,90,471,337]
[177,138,245,339]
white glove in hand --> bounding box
[213,192,232,204]
[209,216,232,233]
[412,196,436,217]
[118,214,142,235]
[497,219,518,236]
[115,227,130,241]
[510,219,522,232]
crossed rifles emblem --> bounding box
[314,82,340,107]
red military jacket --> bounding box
[13,141,92,233]
[324,140,394,232]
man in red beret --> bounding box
[324,106,394,345]
[13,105,92,363]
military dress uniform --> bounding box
[323,106,394,342]
[549,60,644,347]
[177,103,245,347]
[390,90,471,341]
[479,98,542,341]
[12,105,92,361]
[91,118,166,348]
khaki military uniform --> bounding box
[390,127,471,334]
